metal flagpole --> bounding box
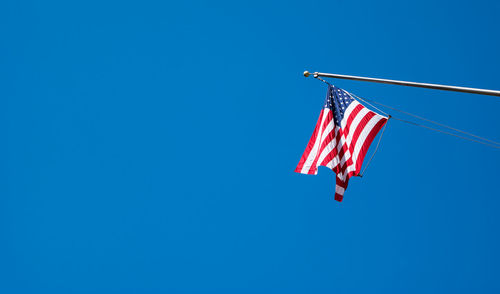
[303,71,500,97]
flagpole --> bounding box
[303,71,500,97]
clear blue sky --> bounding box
[2,0,500,293]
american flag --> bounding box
[295,85,388,202]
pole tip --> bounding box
[303,71,310,77]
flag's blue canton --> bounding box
[324,85,355,126]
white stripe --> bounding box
[323,126,341,170]
[336,139,351,169]
[315,101,384,179]
[335,185,345,195]
[318,126,340,169]
[300,109,331,174]
[338,108,369,160]
[317,119,335,156]
[318,101,359,172]
[332,103,384,180]
[340,100,360,127]
[316,102,359,171]
[334,102,366,167]
[340,108,370,146]
[338,113,385,178]
[334,107,371,176]
[316,121,337,166]
[337,103,371,165]
[351,113,384,167]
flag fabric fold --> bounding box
[295,85,388,202]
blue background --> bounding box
[2,0,500,293]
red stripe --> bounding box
[334,129,354,175]
[304,103,364,173]
[308,112,336,171]
[349,112,376,157]
[337,111,376,176]
[341,103,364,137]
[318,129,339,167]
[304,111,334,174]
[334,176,349,202]
[338,114,387,178]
[332,104,366,174]
[355,117,387,171]
[295,109,325,173]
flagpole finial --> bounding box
[303,71,310,77]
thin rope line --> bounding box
[349,93,389,116]
[351,93,500,147]
[390,116,500,149]
[314,76,331,86]
[360,117,390,177]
